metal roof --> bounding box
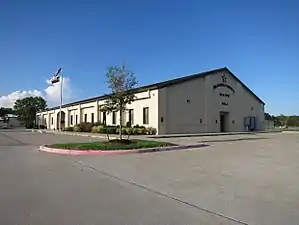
[46,67,264,111]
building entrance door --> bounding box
[220,112,229,132]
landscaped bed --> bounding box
[48,139,176,150]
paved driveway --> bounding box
[73,132,299,225]
[0,129,239,225]
[1,130,299,225]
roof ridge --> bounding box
[42,67,264,111]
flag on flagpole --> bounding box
[50,68,62,84]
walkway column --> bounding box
[65,109,69,127]
[78,104,82,123]
[47,112,50,129]
[95,100,99,123]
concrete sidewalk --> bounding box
[32,130,281,146]
[35,129,282,140]
[151,130,282,138]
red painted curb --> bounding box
[38,143,208,156]
[39,146,140,155]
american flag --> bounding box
[50,68,62,84]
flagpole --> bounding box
[59,69,63,131]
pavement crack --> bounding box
[68,157,249,225]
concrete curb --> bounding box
[38,143,209,156]
[151,130,282,138]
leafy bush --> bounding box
[64,126,74,132]
[39,125,47,129]
[132,127,146,135]
[121,127,128,135]
[107,126,117,134]
[125,127,133,135]
[93,121,103,126]
[26,123,34,129]
[78,122,93,132]
[91,125,108,133]
[100,126,107,133]
[133,124,146,129]
[74,123,155,135]
[91,125,100,133]
[146,127,157,135]
[73,124,82,132]
[126,121,131,127]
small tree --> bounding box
[101,65,137,140]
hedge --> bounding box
[64,123,156,135]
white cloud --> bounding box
[0,77,73,108]
[0,90,43,108]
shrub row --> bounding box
[63,122,156,135]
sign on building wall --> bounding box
[213,73,235,93]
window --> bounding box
[84,114,87,122]
[112,111,117,125]
[102,112,106,125]
[70,115,73,125]
[91,113,94,123]
[51,117,53,125]
[75,115,78,124]
[143,107,149,124]
[129,109,134,125]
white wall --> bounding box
[103,89,159,129]
[36,70,264,134]
[37,89,160,131]
[159,77,206,134]
[204,70,264,132]
[158,70,264,134]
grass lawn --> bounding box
[48,139,176,150]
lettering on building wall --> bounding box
[213,83,235,93]
[222,74,227,83]
[220,93,230,97]
[213,73,235,93]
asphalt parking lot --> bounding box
[1,129,299,224]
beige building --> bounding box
[36,67,265,134]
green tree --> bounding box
[286,116,299,127]
[0,107,14,117]
[264,112,272,120]
[264,113,299,128]
[276,114,287,127]
[100,65,138,140]
[13,96,47,128]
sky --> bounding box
[0,0,298,115]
